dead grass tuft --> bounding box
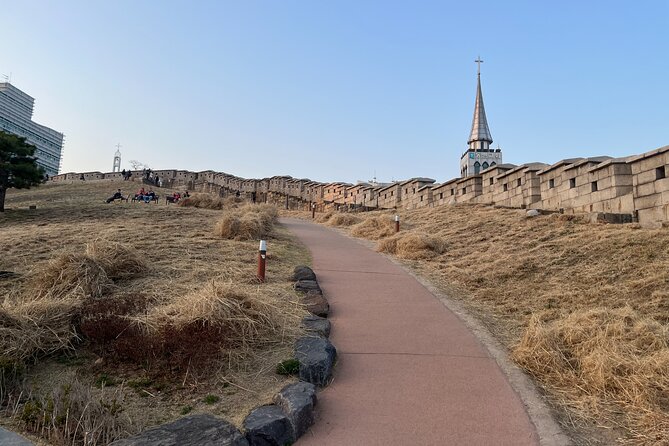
[326,213,361,227]
[178,193,226,210]
[351,216,397,239]
[513,307,669,442]
[149,280,305,348]
[315,211,334,223]
[1,241,147,363]
[214,204,278,240]
[377,232,447,259]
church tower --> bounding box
[460,58,502,177]
[112,145,122,172]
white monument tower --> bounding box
[112,143,122,172]
[459,57,503,177]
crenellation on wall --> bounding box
[49,144,669,226]
[455,175,482,203]
[430,178,459,207]
[629,145,669,227]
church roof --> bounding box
[468,74,493,145]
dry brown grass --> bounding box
[321,204,669,444]
[325,213,361,227]
[214,204,278,240]
[178,193,227,210]
[377,232,447,259]
[513,307,669,444]
[0,180,310,445]
[350,215,396,239]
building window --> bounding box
[489,178,494,185]
[420,196,423,201]
[517,178,522,187]
[439,193,443,199]
[474,161,481,174]
[412,188,415,193]
[450,188,455,196]
[656,166,666,180]
[391,191,394,196]
[462,187,467,194]
[482,161,489,170]
[569,178,576,188]
[503,183,508,192]
[591,181,598,192]
[549,178,555,189]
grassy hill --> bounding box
[0,181,310,445]
[316,205,669,445]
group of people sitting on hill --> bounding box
[167,190,190,204]
[135,187,157,203]
[105,187,189,204]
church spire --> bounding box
[468,57,493,150]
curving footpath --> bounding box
[281,218,542,446]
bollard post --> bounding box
[312,203,316,219]
[395,215,400,233]
[257,240,267,282]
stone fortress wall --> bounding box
[51,144,669,228]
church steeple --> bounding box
[467,58,493,151]
[459,57,502,177]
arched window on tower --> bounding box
[490,162,497,167]
[482,161,489,171]
[474,161,481,174]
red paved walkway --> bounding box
[282,218,539,446]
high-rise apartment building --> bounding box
[0,82,64,177]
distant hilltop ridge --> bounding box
[52,143,669,228]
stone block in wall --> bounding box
[637,205,669,228]
[636,182,658,197]
[634,193,661,210]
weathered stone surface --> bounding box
[274,382,317,438]
[301,293,329,317]
[290,265,316,282]
[243,405,295,446]
[294,280,321,294]
[110,414,248,446]
[301,314,331,338]
[526,209,540,217]
[295,337,337,387]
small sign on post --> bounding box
[312,203,316,219]
[395,215,400,233]
[257,240,267,282]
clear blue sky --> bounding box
[1,0,667,183]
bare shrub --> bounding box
[377,232,447,259]
[351,216,396,239]
[513,307,669,442]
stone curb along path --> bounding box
[111,265,337,446]
[280,218,572,446]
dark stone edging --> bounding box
[112,265,337,446]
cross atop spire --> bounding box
[468,58,493,147]
[475,56,483,76]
